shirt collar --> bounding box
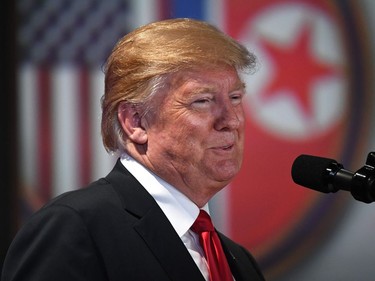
[120,153,209,237]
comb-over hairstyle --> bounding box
[101,18,257,152]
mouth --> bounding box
[222,144,234,150]
[213,143,235,151]
[210,135,237,152]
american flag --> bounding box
[17,0,165,218]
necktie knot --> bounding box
[191,210,215,233]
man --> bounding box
[2,18,265,281]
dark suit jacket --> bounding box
[2,159,265,281]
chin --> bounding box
[214,168,240,183]
[204,158,241,181]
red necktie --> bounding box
[191,210,233,281]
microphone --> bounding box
[291,152,375,203]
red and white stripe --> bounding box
[19,65,116,203]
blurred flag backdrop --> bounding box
[16,0,375,280]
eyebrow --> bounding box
[189,81,246,95]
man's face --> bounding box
[143,66,246,204]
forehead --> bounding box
[170,66,244,92]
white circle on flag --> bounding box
[239,3,348,140]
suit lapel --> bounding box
[134,205,205,281]
[218,232,265,281]
[106,160,205,281]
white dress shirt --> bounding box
[120,154,210,280]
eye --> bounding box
[191,95,214,109]
[230,92,244,105]
[194,98,211,104]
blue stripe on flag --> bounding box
[171,0,205,20]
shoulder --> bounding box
[2,180,113,281]
[33,176,129,229]
[45,178,120,211]
[9,176,131,257]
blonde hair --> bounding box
[101,18,256,152]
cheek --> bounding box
[167,114,211,141]
[149,123,204,156]
[173,127,207,154]
[147,108,214,157]
[170,131,209,167]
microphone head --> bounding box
[291,154,339,193]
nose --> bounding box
[214,99,242,131]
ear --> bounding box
[117,102,148,145]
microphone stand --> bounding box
[351,152,375,203]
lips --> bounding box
[222,144,234,150]
[209,134,237,151]
[212,142,235,151]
